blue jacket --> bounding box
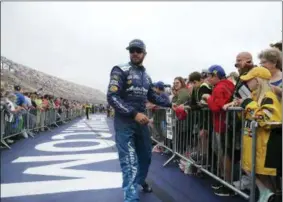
[107,62,171,118]
[14,92,26,106]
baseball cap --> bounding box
[126,39,146,51]
[208,65,226,78]
[240,66,271,81]
[154,81,165,90]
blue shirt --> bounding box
[160,92,170,104]
[270,79,282,88]
[14,92,26,106]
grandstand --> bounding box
[1,56,106,104]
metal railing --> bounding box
[1,107,85,149]
[147,107,282,202]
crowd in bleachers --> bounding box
[1,56,106,104]
[147,40,282,202]
[0,57,107,148]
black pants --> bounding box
[86,108,89,119]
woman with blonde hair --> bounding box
[236,67,282,202]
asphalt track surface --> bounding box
[1,114,246,202]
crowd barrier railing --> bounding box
[147,107,282,202]
[1,107,85,149]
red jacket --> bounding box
[54,99,61,109]
[207,79,234,133]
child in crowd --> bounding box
[236,67,282,202]
[187,71,212,164]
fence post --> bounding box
[249,120,258,202]
[0,110,11,149]
[163,108,177,167]
[27,109,34,138]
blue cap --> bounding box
[208,65,226,78]
[154,81,165,90]
[126,39,146,51]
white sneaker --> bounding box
[22,131,28,139]
[6,139,14,144]
[28,131,35,136]
[233,175,251,190]
[184,161,193,175]
[258,189,275,202]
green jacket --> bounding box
[173,88,190,106]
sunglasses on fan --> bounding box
[129,48,144,54]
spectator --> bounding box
[234,52,254,98]
[227,72,239,85]
[154,81,170,103]
[202,65,235,196]
[54,97,61,109]
[270,40,282,52]
[63,99,70,118]
[30,92,37,109]
[219,52,256,191]
[4,91,28,139]
[258,48,282,99]
[172,77,190,106]
[106,104,111,117]
[237,66,282,202]
[189,71,212,109]
[85,103,91,120]
[1,91,17,144]
[188,71,212,164]
[169,87,177,103]
[0,81,6,98]
[171,77,191,159]
[23,92,33,109]
[14,85,27,109]
[201,69,210,82]
[222,52,254,111]
[150,81,169,152]
[34,94,43,132]
[92,104,95,114]
[146,81,169,110]
[13,86,29,139]
[40,95,49,131]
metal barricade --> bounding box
[147,107,282,202]
[147,107,174,155]
[1,109,33,148]
[1,107,84,149]
[249,121,282,202]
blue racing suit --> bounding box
[107,62,171,202]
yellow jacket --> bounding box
[84,104,91,108]
[241,91,282,176]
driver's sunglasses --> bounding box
[129,48,143,54]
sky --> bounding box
[1,2,282,93]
